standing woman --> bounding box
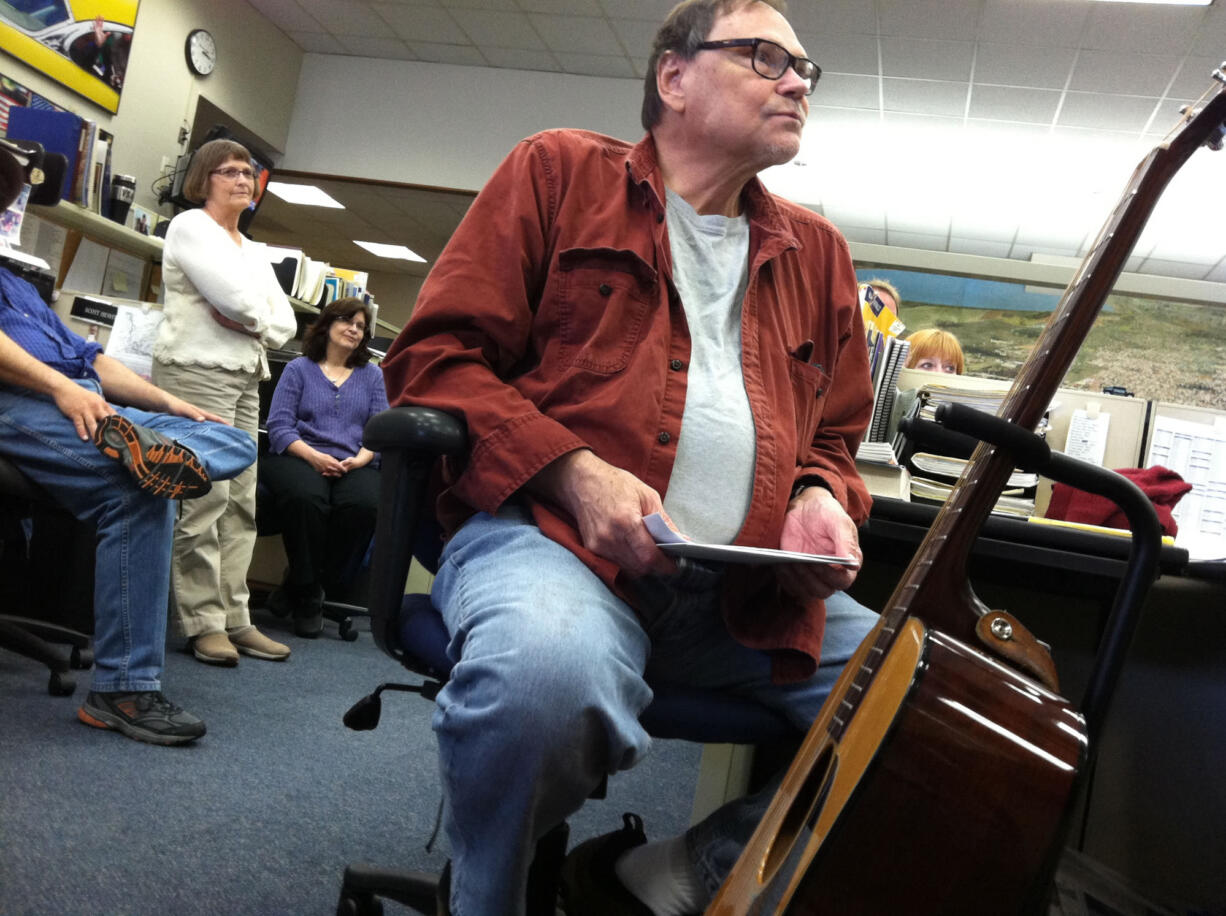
[261,297,388,637]
[153,139,298,666]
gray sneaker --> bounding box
[78,690,206,746]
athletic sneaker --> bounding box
[77,690,206,746]
[92,414,211,500]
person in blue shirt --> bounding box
[260,297,388,636]
[0,267,257,745]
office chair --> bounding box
[335,405,801,916]
[0,455,94,696]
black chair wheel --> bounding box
[339,620,359,642]
[48,670,75,696]
[336,892,383,916]
[70,646,93,669]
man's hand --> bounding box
[52,382,115,440]
[530,449,676,578]
[777,484,862,600]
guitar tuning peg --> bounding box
[1215,65,1226,84]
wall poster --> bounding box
[0,1,140,114]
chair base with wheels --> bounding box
[0,455,94,696]
[335,406,802,916]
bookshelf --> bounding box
[28,201,162,301]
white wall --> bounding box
[3,0,302,213]
[282,54,644,192]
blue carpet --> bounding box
[0,611,702,915]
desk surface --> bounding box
[863,497,1189,583]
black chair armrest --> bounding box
[362,407,468,660]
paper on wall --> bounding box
[104,303,163,379]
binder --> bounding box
[6,107,82,202]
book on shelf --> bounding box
[910,475,1034,518]
[865,334,910,445]
[909,452,1039,490]
[265,246,304,297]
[856,456,911,501]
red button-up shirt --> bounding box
[381,129,873,681]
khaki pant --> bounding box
[152,359,261,637]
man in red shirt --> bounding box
[381,1,878,912]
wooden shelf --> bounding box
[29,201,163,261]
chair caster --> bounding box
[48,670,75,696]
[336,891,384,916]
[70,646,93,669]
[339,619,359,642]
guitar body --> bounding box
[709,617,1087,915]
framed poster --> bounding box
[0,1,139,114]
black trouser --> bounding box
[258,452,379,602]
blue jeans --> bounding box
[0,379,256,692]
[431,506,878,915]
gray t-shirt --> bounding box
[661,189,756,545]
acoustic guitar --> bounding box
[708,68,1226,915]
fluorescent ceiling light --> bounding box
[1090,0,1212,5]
[265,182,344,208]
[354,240,427,262]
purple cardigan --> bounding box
[266,357,389,461]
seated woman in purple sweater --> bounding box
[261,297,389,636]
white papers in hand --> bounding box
[642,513,859,568]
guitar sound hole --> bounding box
[761,744,837,884]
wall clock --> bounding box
[186,29,217,76]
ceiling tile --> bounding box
[297,0,390,35]
[1168,57,1226,100]
[1011,242,1079,261]
[1134,258,1214,281]
[1069,49,1180,97]
[878,0,981,42]
[881,37,974,82]
[594,0,674,21]
[968,85,1060,125]
[1191,7,1226,56]
[287,30,347,53]
[1057,92,1159,132]
[799,32,878,77]
[439,0,517,8]
[886,230,949,251]
[978,0,1088,48]
[448,8,544,49]
[374,4,468,43]
[1204,259,1226,283]
[519,0,602,13]
[529,14,620,55]
[335,34,418,58]
[787,0,877,36]
[553,52,635,79]
[949,237,1012,258]
[246,0,325,32]
[813,73,879,111]
[609,18,660,58]
[1082,4,1205,55]
[839,225,887,245]
[408,41,489,65]
[882,78,967,118]
[483,46,560,71]
[974,42,1076,90]
[821,202,885,231]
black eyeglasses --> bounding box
[695,37,821,95]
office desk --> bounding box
[852,497,1189,626]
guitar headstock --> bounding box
[1176,62,1226,151]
